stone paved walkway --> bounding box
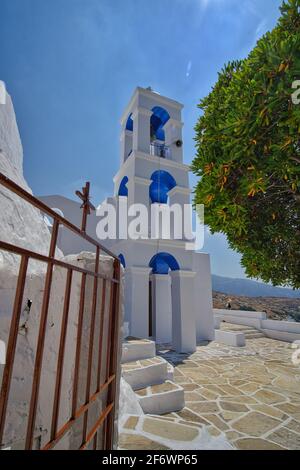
[155,323,300,450]
[119,323,300,450]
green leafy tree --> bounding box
[192,0,300,288]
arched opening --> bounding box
[123,114,133,160]
[149,252,180,274]
[148,252,180,340]
[118,176,129,197]
[149,170,176,204]
[118,254,126,268]
[150,106,170,141]
[125,113,133,132]
[150,106,171,158]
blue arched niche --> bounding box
[149,252,180,275]
[126,107,170,141]
[118,254,126,268]
[118,176,129,197]
[149,170,176,204]
[150,106,170,141]
[125,113,133,131]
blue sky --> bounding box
[0,0,283,278]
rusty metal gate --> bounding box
[0,172,121,450]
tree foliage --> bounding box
[192,0,300,288]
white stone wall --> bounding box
[0,85,61,274]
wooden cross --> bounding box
[75,182,96,233]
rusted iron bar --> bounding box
[0,255,29,446]
[102,420,107,450]
[93,433,97,450]
[96,279,106,391]
[25,220,59,449]
[81,247,100,443]
[71,273,87,418]
[105,259,121,449]
[103,279,115,445]
[0,172,117,259]
[0,241,119,284]
[105,282,115,382]
[50,268,73,441]
[42,374,115,450]
[79,403,114,450]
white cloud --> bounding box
[255,19,267,41]
[186,60,192,78]
[198,0,234,10]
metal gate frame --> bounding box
[0,172,121,450]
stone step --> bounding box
[240,328,264,335]
[122,356,169,391]
[122,339,156,364]
[244,332,265,339]
[223,326,265,338]
[135,380,185,415]
[224,326,258,333]
[243,329,261,333]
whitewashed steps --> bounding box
[122,356,169,391]
[122,338,156,364]
[242,328,265,339]
[121,338,184,415]
[245,332,265,339]
[135,380,185,415]
[222,325,265,340]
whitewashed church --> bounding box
[40,87,214,353]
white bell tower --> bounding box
[99,87,214,353]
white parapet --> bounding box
[214,309,266,329]
[261,319,300,343]
[214,309,300,343]
[215,329,246,347]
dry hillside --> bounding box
[213,291,300,322]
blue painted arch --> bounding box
[118,254,126,268]
[126,107,170,141]
[118,176,129,197]
[125,113,133,131]
[149,170,176,204]
[150,106,170,141]
[149,252,180,275]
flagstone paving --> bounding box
[154,324,300,450]
[119,323,300,450]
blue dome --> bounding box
[149,252,180,275]
[149,170,176,204]
[118,176,128,197]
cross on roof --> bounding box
[75,182,95,233]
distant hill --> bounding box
[213,291,300,322]
[212,275,300,299]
